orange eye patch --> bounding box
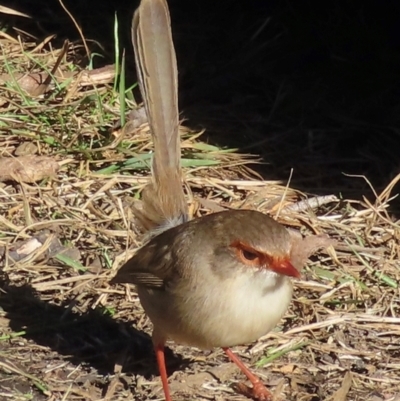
[230,240,272,268]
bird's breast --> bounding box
[138,269,294,349]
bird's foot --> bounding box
[234,381,273,401]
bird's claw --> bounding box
[233,381,273,401]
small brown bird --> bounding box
[111,0,333,400]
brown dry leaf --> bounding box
[0,41,69,97]
[331,371,352,401]
[15,238,42,256]
[0,231,81,265]
[0,35,112,97]
[288,229,336,271]
[0,67,116,96]
[2,72,50,95]
[78,64,115,86]
[14,142,38,156]
[279,364,296,374]
[283,194,339,213]
[0,155,59,183]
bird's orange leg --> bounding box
[223,347,272,401]
[155,343,172,401]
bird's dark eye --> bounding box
[230,240,262,266]
[241,250,258,261]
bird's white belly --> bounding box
[140,270,293,349]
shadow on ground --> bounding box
[0,276,188,379]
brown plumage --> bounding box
[131,0,187,231]
[111,1,334,400]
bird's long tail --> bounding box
[132,0,188,232]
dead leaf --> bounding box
[15,238,42,255]
[0,67,115,96]
[331,371,352,401]
[0,231,81,265]
[15,142,38,156]
[0,155,59,183]
[279,364,295,374]
[283,195,339,213]
[0,41,68,97]
[288,230,336,271]
[3,72,48,95]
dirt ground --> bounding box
[0,1,400,401]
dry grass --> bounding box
[0,30,399,401]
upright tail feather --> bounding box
[132,0,188,232]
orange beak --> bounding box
[271,258,301,278]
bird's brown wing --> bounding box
[111,223,188,289]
